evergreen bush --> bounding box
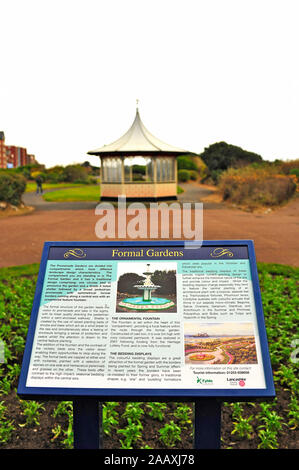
[0,173,26,206]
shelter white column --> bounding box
[153,157,157,198]
[121,158,125,197]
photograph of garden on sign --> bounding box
[184,323,258,365]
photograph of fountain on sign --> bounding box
[116,262,177,313]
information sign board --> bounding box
[18,240,275,400]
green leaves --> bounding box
[51,401,73,448]
[259,266,299,395]
[231,416,254,440]
[288,396,299,430]
[0,401,15,443]
[19,400,45,427]
[103,402,119,436]
[117,418,143,449]
[173,404,192,427]
[52,401,73,418]
[158,421,181,447]
[222,263,299,449]
[147,402,167,422]
[122,402,144,424]
[257,429,279,449]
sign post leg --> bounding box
[73,399,102,449]
[193,399,221,449]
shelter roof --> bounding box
[87,109,191,157]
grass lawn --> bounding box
[25,182,83,193]
[0,261,298,449]
[42,185,100,202]
[27,182,182,200]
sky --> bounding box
[0,0,299,168]
[184,322,255,337]
[117,261,177,279]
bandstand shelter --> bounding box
[87,109,192,200]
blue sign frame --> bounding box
[18,240,275,401]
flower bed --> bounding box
[0,262,298,449]
[188,353,215,362]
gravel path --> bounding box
[0,188,298,268]
[22,190,98,211]
[22,182,221,211]
[178,182,224,208]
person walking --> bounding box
[35,175,43,194]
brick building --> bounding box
[5,146,27,168]
[0,131,36,169]
[0,132,7,169]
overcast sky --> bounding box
[184,322,254,336]
[1,0,298,167]
[117,261,177,279]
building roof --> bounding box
[87,109,191,157]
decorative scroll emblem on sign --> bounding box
[210,248,234,258]
[64,248,87,259]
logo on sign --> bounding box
[196,377,213,385]
[64,248,87,259]
[210,248,234,258]
[227,377,247,387]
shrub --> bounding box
[195,158,209,181]
[63,165,88,183]
[189,170,198,181]
[219,166,297,207]
[132,164,146,175]
[27,163,99,184]
[200,142,263,172]
[177,155,198,171]
[178,155,210,182]
[12,164,41,179]
[279,159,299,175]
[31,171,47,182]
[178,169,190,182]
[46,167,66,183]
[210,169,223,184]
[88,177,98,185]
[132,173,145,181]
[0,173,26,206]
[289,168,299,179]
